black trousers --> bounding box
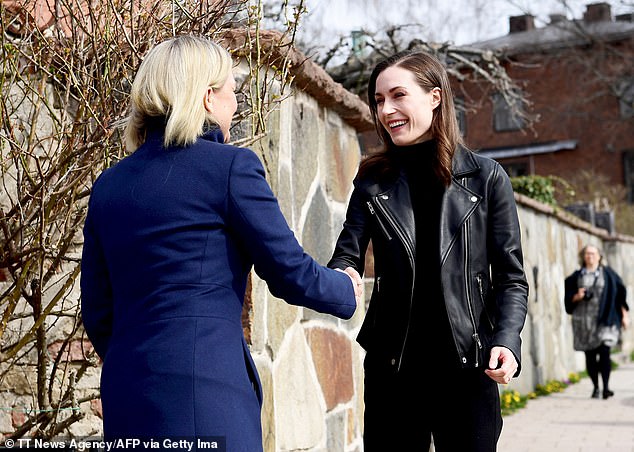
[362,353,503,452]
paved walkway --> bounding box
[497,360,634,452]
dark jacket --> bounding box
[329,146,528,374]
[81,127,356,450]
[564,265,629,326]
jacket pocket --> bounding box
[358,275,383,351]
[476,273,495,331]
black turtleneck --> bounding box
[395,140,458,371]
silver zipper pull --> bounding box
[473,333,482,367]
[473,333,482,349]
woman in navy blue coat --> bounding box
[80,35,359,451]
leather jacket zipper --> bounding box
[462,179,481,367]
[366,201,392,240]
[476,273,495,331]
[373,194,415,372]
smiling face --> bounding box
[374,65,441,147]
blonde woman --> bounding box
[81,35,360,450]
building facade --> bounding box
[460,2,634,199]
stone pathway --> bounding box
[497,360,634,452]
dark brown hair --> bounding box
[359,50,464,186]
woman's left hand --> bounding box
[484,346,518,385]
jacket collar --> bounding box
[201,127,225,144]
[356,145,479,195]
[452,146,480,178]
[144,121,225,146]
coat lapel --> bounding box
[440,148,481,266]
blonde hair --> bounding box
[124,35,233,152]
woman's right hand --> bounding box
[572,288,586,303]
[336,267,363,305]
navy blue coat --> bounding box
[80,127,356,450]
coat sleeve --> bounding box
[613,269,629,312]
[80,193,113,360]
[225,148,356,319]
[327,183,372,275]
[605,266,628,316]
[564,273,580,314]
[486,163,529,375]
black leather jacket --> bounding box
[329,146,529,373]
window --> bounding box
[623,150,634,203]
[617,77,634,119]
[502,161,529,177]
[493,92,525,132]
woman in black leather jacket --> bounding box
[329,50,529,452]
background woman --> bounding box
[564,244,629,399]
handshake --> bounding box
[335,267,364,305]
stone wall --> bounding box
[246,87,368,451]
